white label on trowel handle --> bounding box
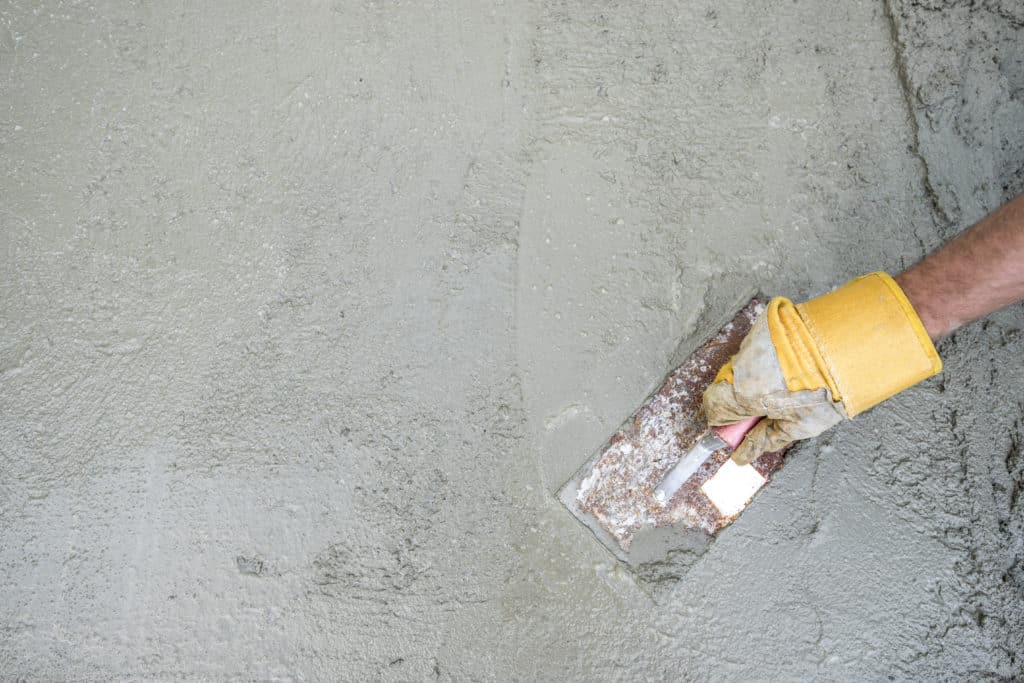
[654,432,727,505]
[701,459,767,517]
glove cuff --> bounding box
[791,272,942,416]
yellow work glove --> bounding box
[703,272,942,465]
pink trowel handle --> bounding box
[712,416,763,451]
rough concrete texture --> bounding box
[1,0,1021,679]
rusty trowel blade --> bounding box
[557,298,789,569]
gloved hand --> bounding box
[703,272,942,465]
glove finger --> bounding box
[730,418,795,466]
[702,380,760,426]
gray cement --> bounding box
[1,0,1021,679]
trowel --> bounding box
[558,299,791,572]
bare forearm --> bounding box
[895,193,1024,340]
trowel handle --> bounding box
[712,416,763,451]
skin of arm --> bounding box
[895,193,1024,340]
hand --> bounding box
[703,272,942,465]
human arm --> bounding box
[896,193,1024,340]
[703,193,1024,465]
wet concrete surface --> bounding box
[2,0,1022,679]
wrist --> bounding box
[894,269,950,340]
